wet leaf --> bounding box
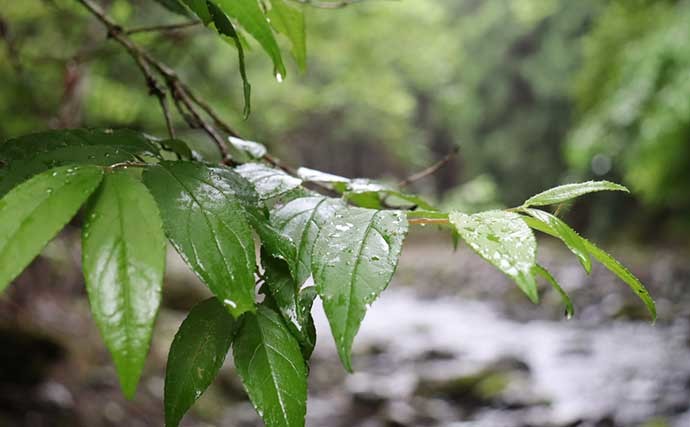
[450,210,538,303]
[271,196,344,285]
[207,2,252,118]
[523,181,629,207]
[522,215,656,321]
[236,163,302,200]
[82,171,166,398]
[523,208,591,273]
[533,264,574,319]
[0,129,158,196]
[262,252,317,359]
[0,165,103,292]
[165,298,236,427]
[213,0,287,79]
[233,305,308,427]
[297,167,348,184]
[159,139,193,160]
[229,136,267,159]
[312,207,408,371]
[267,0,306,70]
[143,161,256,317]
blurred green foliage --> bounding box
[1,0,689,237]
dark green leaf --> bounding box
[143,161,256,317]
[236,163,302,200]
[152,0,194,16]
[0,165,103,292]
[271,196,344,285]
[160,139,194,160]
[312,207,408,371]
[523,181,629,207]
[213,0,287,79]
[180,0,212,22]
[82,171,166,398]
[262,252,317,359]
[449,210,538,303]
[523,208,591,273]
[206,2,252,118]
[267,0,307,70]
[533,264,574,319]
[165,298,236,427]
[0,129,158,196]
[521,215,656,321]
[233,306,308,427]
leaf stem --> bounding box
[126,21,202,35]
[408,218,450,225]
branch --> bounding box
[398,146,459,188]
[126,21,202,35]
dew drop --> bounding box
[275,72,284,83]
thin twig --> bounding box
[408,218,450,225]
[398,146,459,188]
[126,21,202,35]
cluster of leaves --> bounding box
[0,128,654,427]
[154,0,306,117]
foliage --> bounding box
[0,1,660,427]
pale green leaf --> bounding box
[143,161,256,317]
[312,207,408,371]
[533,264,574,319]
[449,210,538,303]
[523,208,591,273]
[0,165,103,292]
[235,163,302,200]
[267,0,307,70]
[271,196,345,285]
[523,180,629,207]
[165,298,236,427]
[82,171,166,398]
[233,305,307,427]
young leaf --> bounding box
[521,215,656,321]
[228,136,267,159]
[236,163,302,200]
[0,129,159,196]
[233,305,308,427]
[523,208,591,273]
[523,181,629,207]
[143,161,256,317]
[206,2,252,118]
[449,210,539,303]
[82,171,167,398]
[213,0,287,79]
[0,165,103,293]
[267,0,307,70]
[165,298,236,427]
[271,196,345,285]
[312,207,408,371]
[533,264,574,319]
[262,252,317,359]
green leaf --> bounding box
[206,1,252,118]
[523,208,591,273]
[312,207,408,371]
[523,181,629,207]
[82,171,166,398]
[0,165,103,292]
[233,305,308,427]
[271,196,345,285]
[152,0,194,16]
[521,215,656,321]
[236,163,302,200]
[159,139,194,160]
[449,210,539,303]
[213,0,287,79]
[267,0,307,70]
[143,161,256,317]
[533,264,574,319]
[0,129,159,196]
[262,252,317,359]
[180,0,212,22]
[228,136,267,159]
[165,298,236,427]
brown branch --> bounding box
[126,21,202,35]
[398,146,459,188]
